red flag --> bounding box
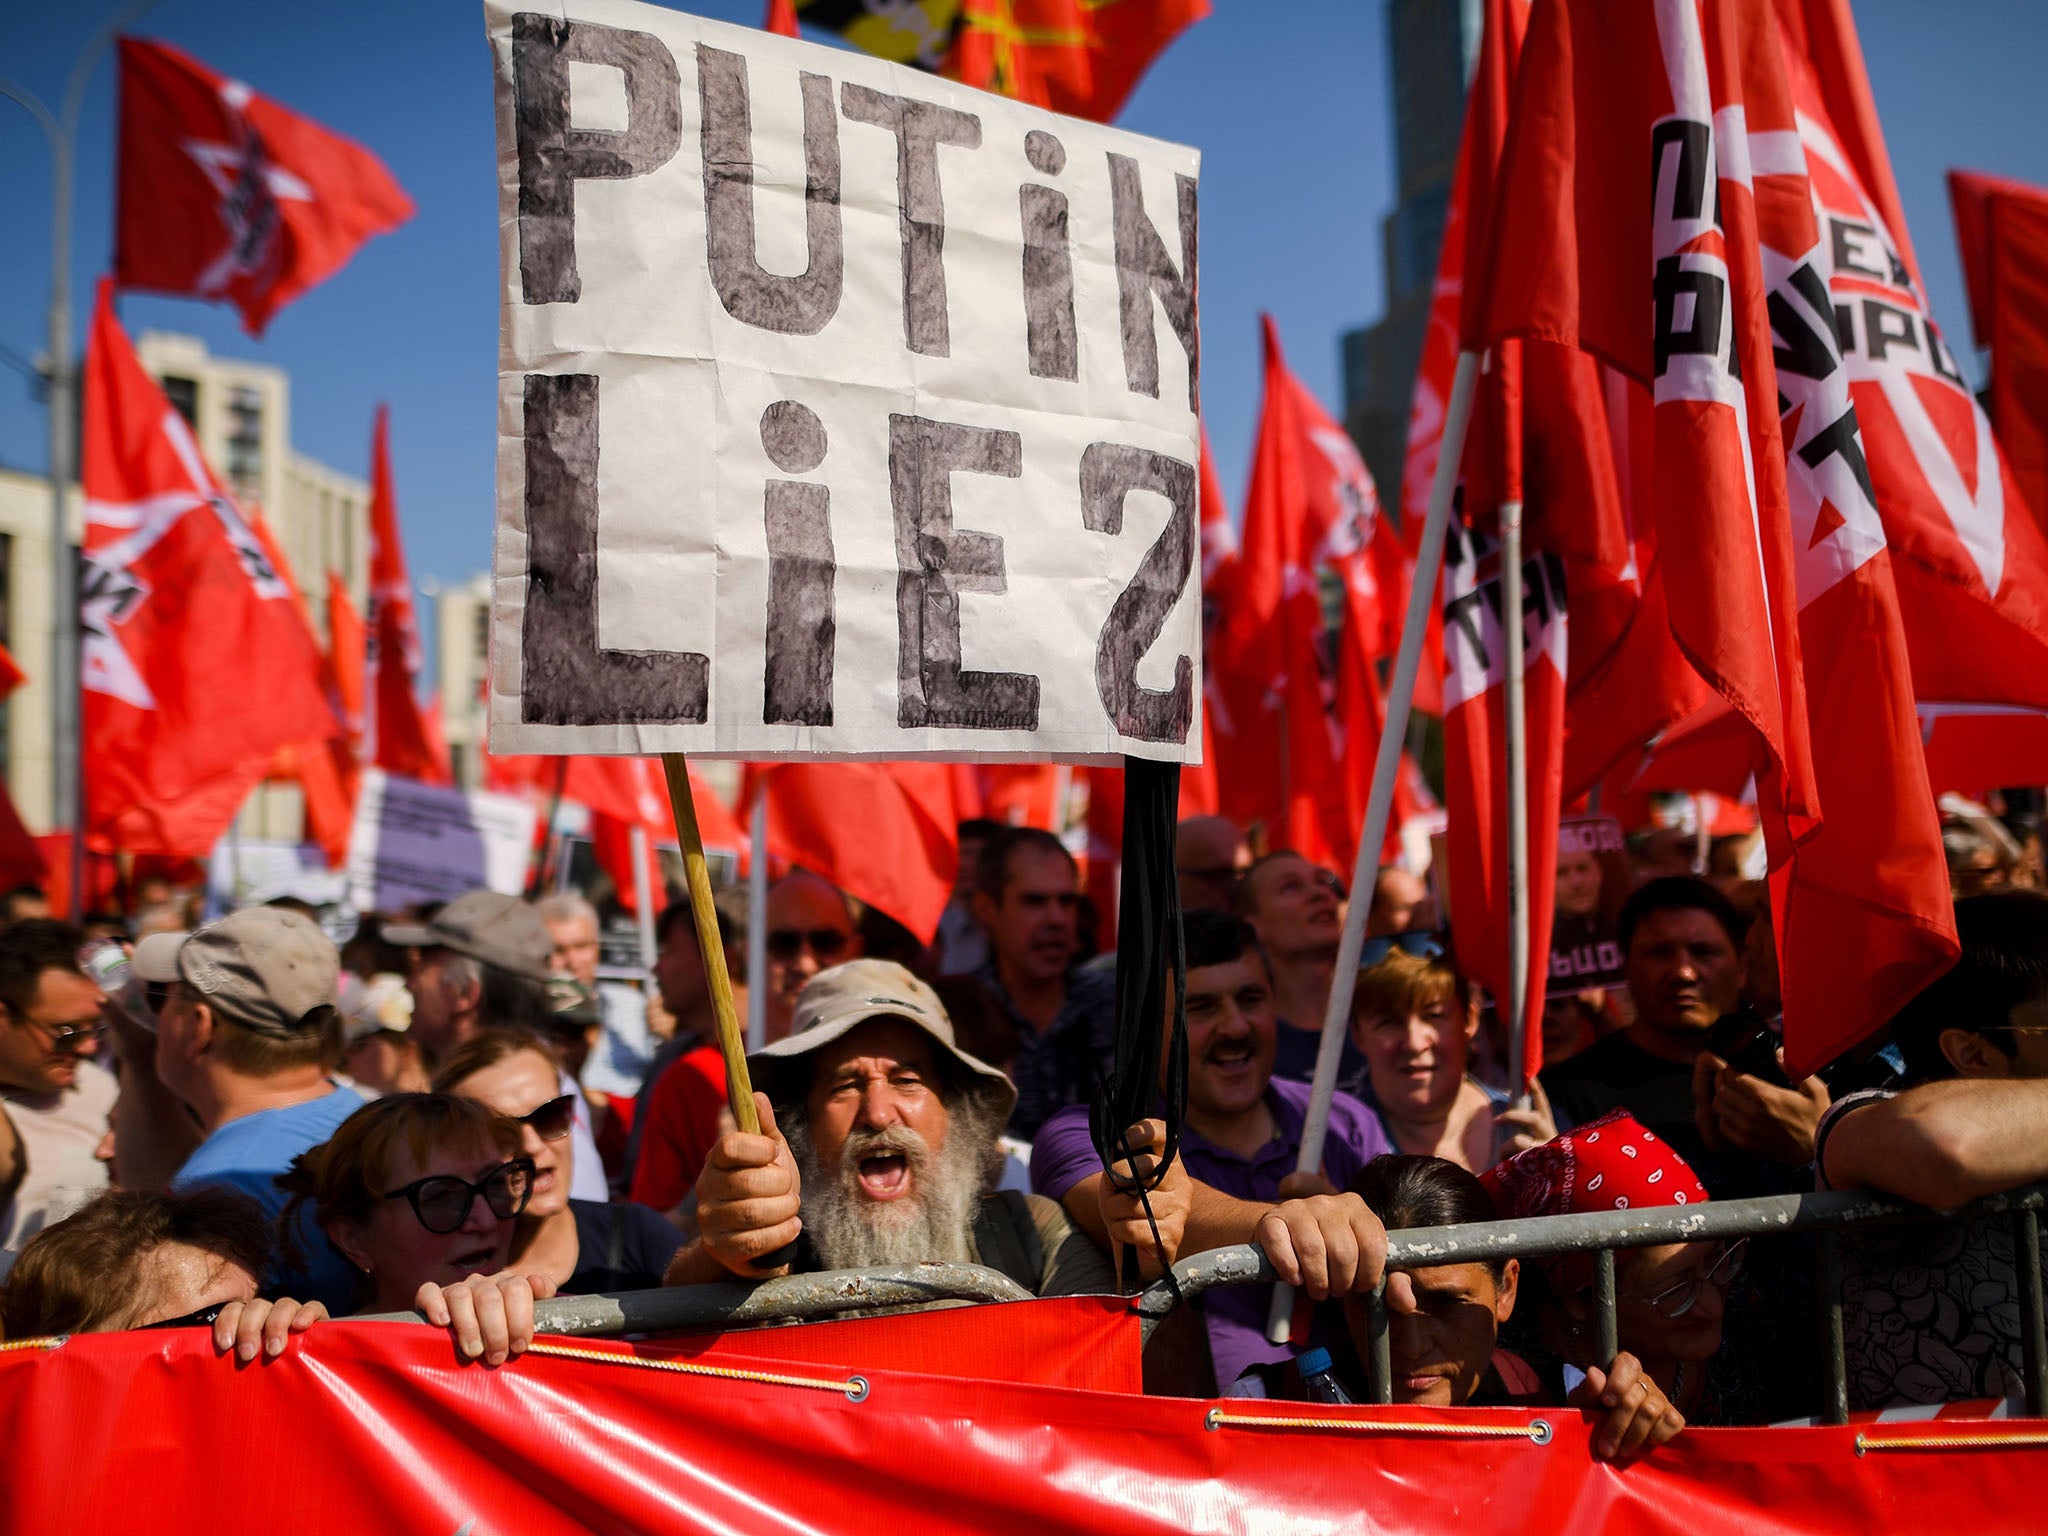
[947,0,1208,121]
[1950,169,2048,581]
[246,515,358,867]
[1481,0,1816,841]
[1082,765,1122,951]
[364,407,451,787]
[979,766,1064,830]
[0,644,24,701]
[1178,432,1232,818]
[1479,0,1954,1070]
[80,281,336,857]
[114,38,412,335]
[327,571,367,767]
[1774,58,2048,715]
[1213,317,1424,869]
[750,764,958,941]
[1773,0,1920,288]
[1920,707,2048,799]
[486,754,741,910]
[1442,527,1566,1088]
[1748,6,1954,1066]
[763,0,800,37]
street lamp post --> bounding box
[0,0,158,911]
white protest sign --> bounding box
[484,1,1202,764]
[345,769,539,912]
[207,840,349,914]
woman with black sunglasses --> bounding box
[279,1093,556,1365]
[434,1031,681,1294]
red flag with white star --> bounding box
[114,37,413,335]
[80,281,336,856]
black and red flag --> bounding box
[115,37,412,334]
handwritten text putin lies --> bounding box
[493,7,1204,762]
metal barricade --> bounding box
[356,1261,1033,1336]
[1134,1182,2048,1422]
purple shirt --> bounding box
[1031,1077,1393,1391]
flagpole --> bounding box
[658,753,764,1136]
[1501,499,1533,1108]
[0,1,157,918]
[746,791,768,1052]
[1265,349,1480,1344]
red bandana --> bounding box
[1479,1110,1710,1290]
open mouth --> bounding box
[857,1153,912,1201]
[1206,1040,1257,1073]
[449,1246,498,1278]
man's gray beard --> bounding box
[784,1094,998,1273]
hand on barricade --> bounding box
[211,1297,327,1363]
[416,1271,557,1366]
[1098,1118,1189,1283]
[1253,1193,1387,1299]
[1570,1350,1686,1462]
[693,1092,803,1279]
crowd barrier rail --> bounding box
[1137,1181,2048,1423]
[361,1181,2048,1425]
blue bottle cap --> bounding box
[1296,1346,1334,1377]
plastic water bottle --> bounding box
[1297,1346,1357,1405]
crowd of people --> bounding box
[0,791,2044,1457]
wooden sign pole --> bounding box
[658,753,762,1136]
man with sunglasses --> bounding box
[141,908,364,1309]
[0,919,116,1254]
[1819,890,2048,1409]
[762,873,864,1044]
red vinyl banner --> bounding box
[2,1302,2043,1535]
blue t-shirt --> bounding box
[172,1082,365,1312]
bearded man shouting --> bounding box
[662,960,1114,1296]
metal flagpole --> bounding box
[1265,349,1481,1344]
[746,791,768,1051]
[1501,499,1532,1109]
[0,1,158,917]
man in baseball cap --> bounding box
[142,907,364,1309]
[384,891,607,1203]
[662,959,1113,1299]
[383,892,554,1062]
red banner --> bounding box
[3,1299,2042,1534]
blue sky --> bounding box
[2,0,2045,590]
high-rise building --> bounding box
[1341,0,1482,515]
[0,330,371,836]
[435,572,491,790]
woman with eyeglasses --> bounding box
[433,1031,682,1294]
[1483,1109,1737,1423]
[278,1093,555,1364]
[1346,936,1556,1170]
[1230,1155,1684,1463]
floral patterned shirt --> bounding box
[1817,1088,2034,1409]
